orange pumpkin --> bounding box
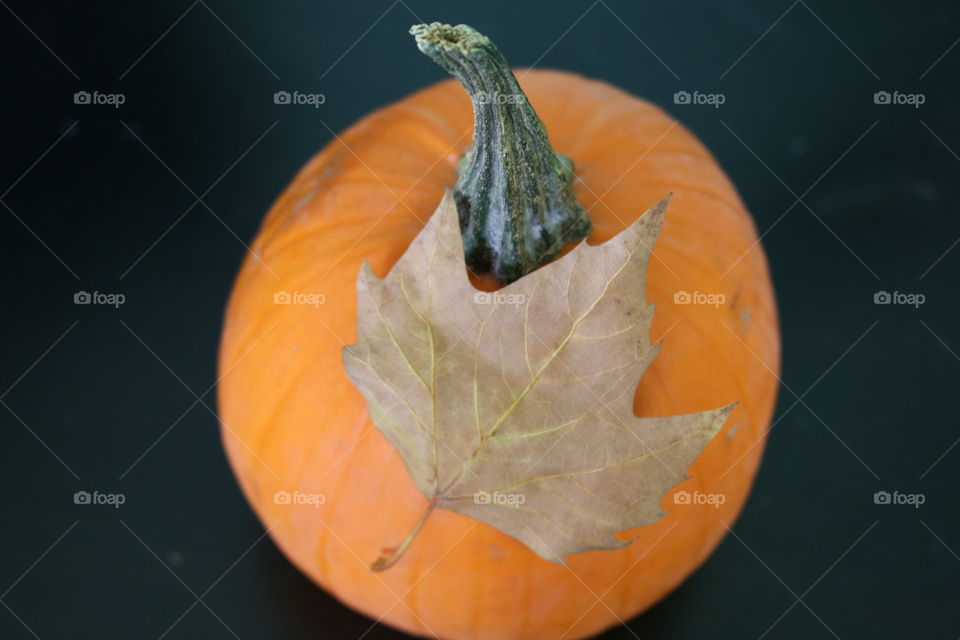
[218,23,778,640]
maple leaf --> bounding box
[343,191,733,569]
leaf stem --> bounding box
[370,494,441,571]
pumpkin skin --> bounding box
[218,70,779,639]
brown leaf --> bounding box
[343,190,733,567]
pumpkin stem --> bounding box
[370,495,440,572]
[410,23,591,284]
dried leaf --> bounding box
[343,190,733,567]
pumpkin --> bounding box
[218,22,779,640]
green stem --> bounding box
[411,23,591,284]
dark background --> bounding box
[1,1,958,638]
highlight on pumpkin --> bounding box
[218,21,779,640]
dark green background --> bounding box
[1,1,958,638]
